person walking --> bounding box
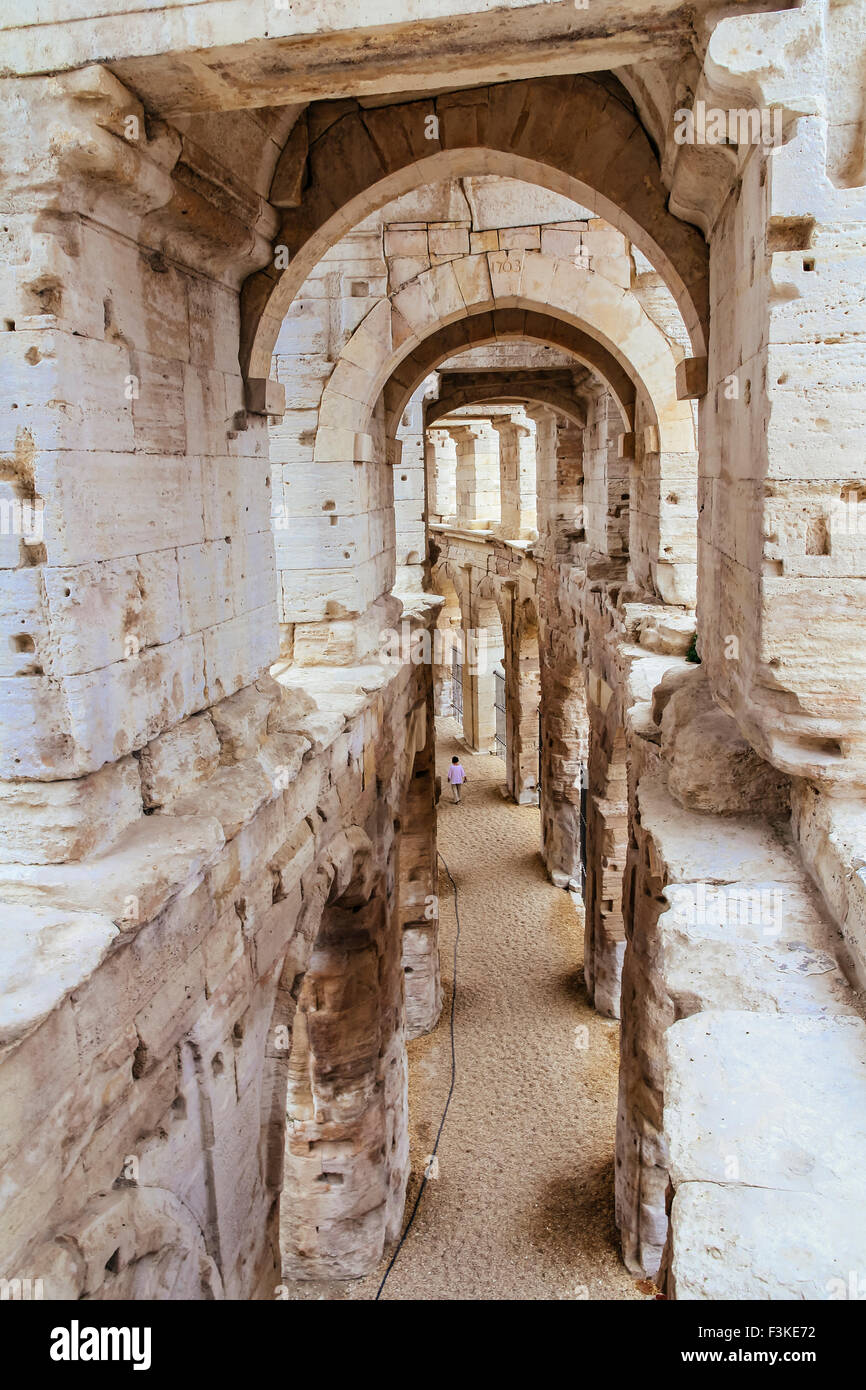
[447,754,467,803]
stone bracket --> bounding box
[245,377,286,418]
[675,357,708,400]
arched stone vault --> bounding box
[427,373,587,433]
[242,73,710,376]
[4,0,866,1311]
[381,309,636,437]
[312,250,694,448]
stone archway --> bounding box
[242,74,710,377]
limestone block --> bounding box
[61,633,207,770]
[0,567,50,677]
[0,674,77,779]
[0,904,118,1046]
[384,228,428,257]
[136,548,185,646]
[37,555,179,677]
[266,681,318,732]
[232,528,277,619]
[670,1184,866,1301]
[201,605,277,703]
[638,610,695,656]
[665,1011,866,1198]
[0,814,225,929]
[661,667,790,815]
[177,540,233,633]
[791,783,866,992]
[0,479,31,570]
[0,998,80,1175]
[210,682,281,763]
[497,225,540,251]
[660,883,854,1017]
[257,722,309,777]
[469,231,497,253]
[0,330,133,454]
[188,275,241,375]
[35,453,204,567]
[269,820,315,899]
[451,253,493,310]
[183,361,230,458]
[132,353,186,454]
[246,377,286,417]
[274,511,366,569]
[138,712,221,808]
[202,456,272,542]
[161,759,273,841]
[650,661,699,726]
[625,651,690,705]
[282,458,361,517]
[134,948,207,1061]
[0,756,141,863]
[637,774,802,885]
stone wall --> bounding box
[1,628,436,1297]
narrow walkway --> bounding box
[286,717,646,1300]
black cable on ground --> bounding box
[374,848,461,1301]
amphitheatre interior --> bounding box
[1,0,866,1306]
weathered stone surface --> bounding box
[138,713,220,808]
[662,668,790,815]
[670,1184,866,1301]
[210,684,280,762]
[0,905,118,1046]
[0,6,863,1305]
[666,1011,866,1196]
[0,758,141,864]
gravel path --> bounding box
[284,718,647,1301]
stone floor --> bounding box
[283,717,649,1300]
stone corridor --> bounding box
[3,0,866,1307]
[285,719,646,1301]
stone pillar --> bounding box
[288,422,401,667]
[503,590,541,804]
[460,579,504,753]
[398,670,442,1039]
[425,427,457,524]
[583,721,628,1018]
[539,658,590,887]
[492,415,537,539]
[432,600,461,717]
[281,835,409,1280]
[269,215,408,662]
[394,382,435,595]
[446,422,500,529]
[582,388,622,559]
[553,416,585,537]
[0,66,277,842]
[527,405,569,541]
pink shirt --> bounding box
[447,764,466,784]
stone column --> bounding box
[538,657,590,887]
[502,588,541,804]
[288,423,401,667]
[583,719,628,1018]
[432,595,461,717]
[526,405,563,541]
[281,835,408,1280]
[394,382,434,595]
[446,422,500,530]
[461,578,504,753]
[398,668,442,1039]
[492,415,537,539]
[425,427,457,524]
